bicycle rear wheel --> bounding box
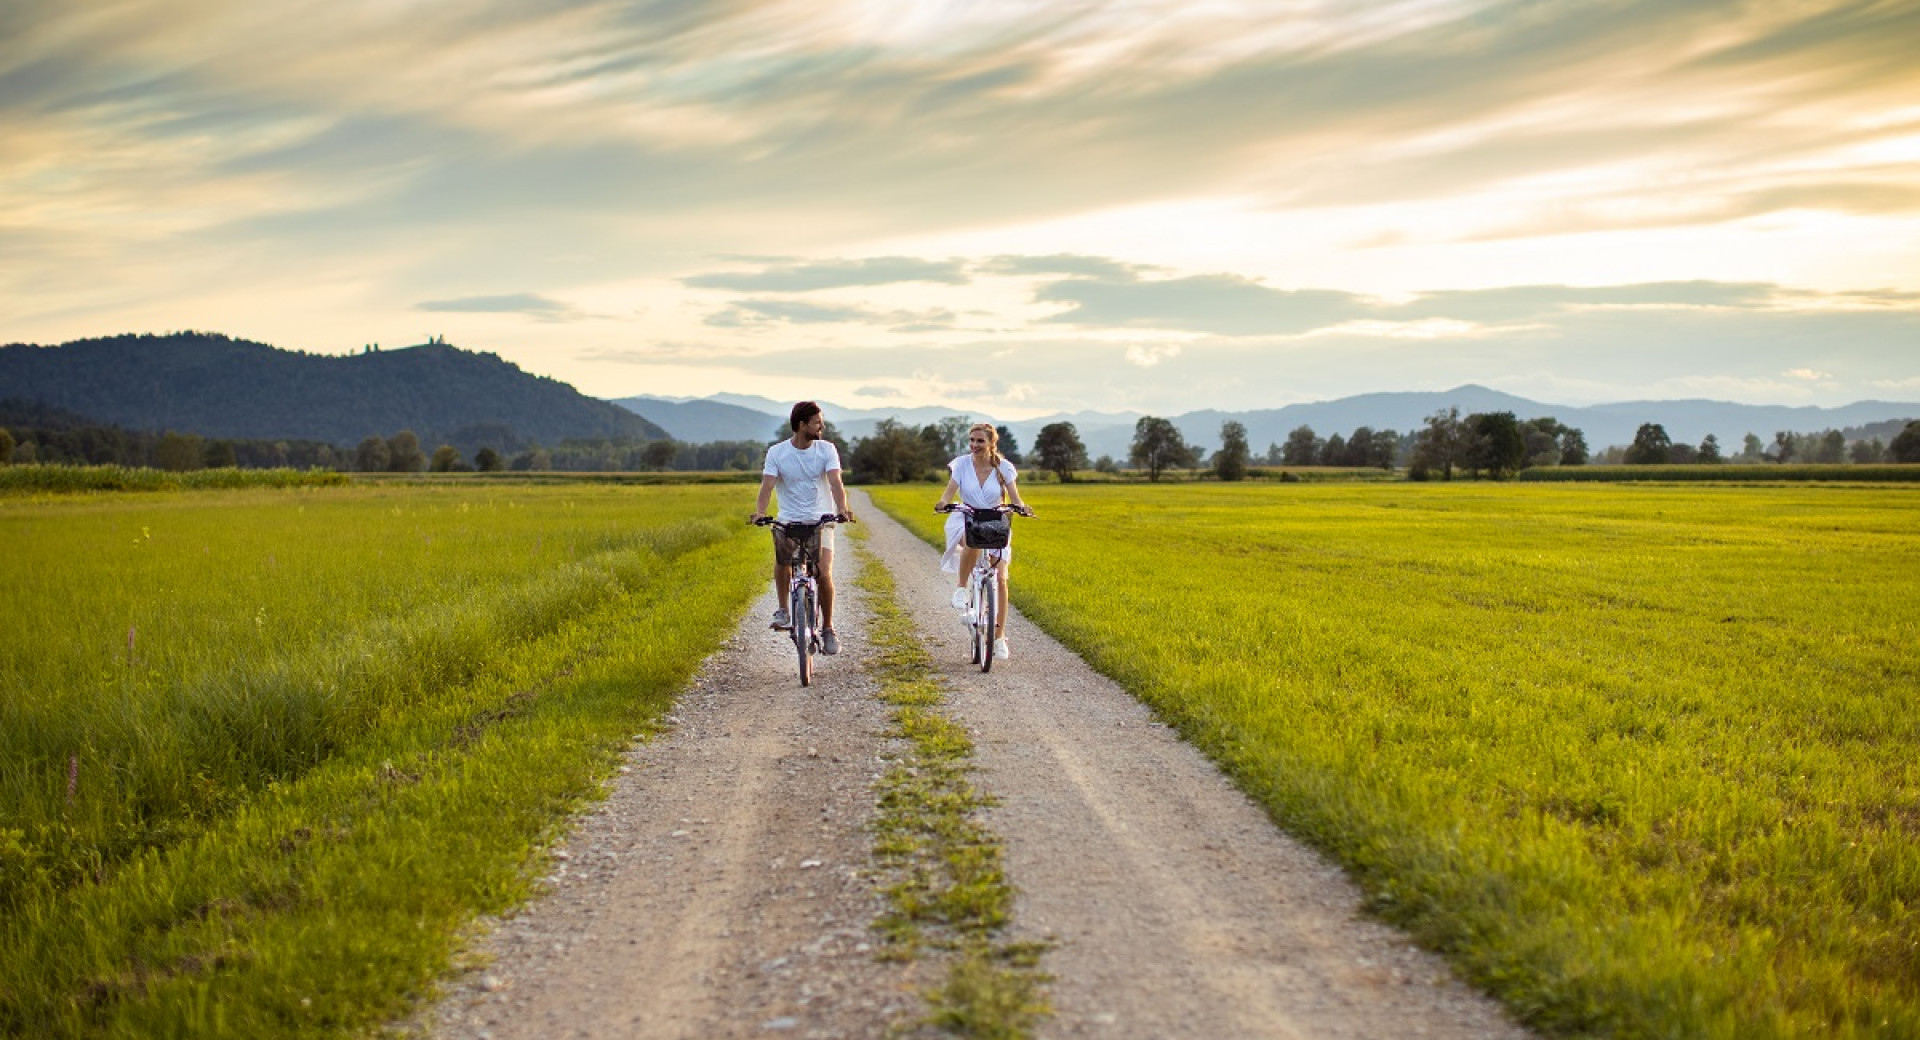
[792,584,814,686]
[978,571,997,674]
[967,575,983,664]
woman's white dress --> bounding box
[941,456,1017,574]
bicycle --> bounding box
[750,513,846,686]
[936,503,1033,673]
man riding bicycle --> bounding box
[751,401,856,654]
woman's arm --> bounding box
[935,477,960,509]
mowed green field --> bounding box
[869,482,1920,1039]
[0,483,764,1038]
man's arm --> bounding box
[753,473,778,519]
[826,468,855,522]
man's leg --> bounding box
[772,536,793,626]
[817,546,835,629]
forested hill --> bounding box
[0,332,667,447]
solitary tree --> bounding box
[1559,427,1590,466]
[430,444,462,472]
[1625,423,1672,465]
[1212,420,1251,481]
[475,447,504,472]
[1891,421,1920,463]
[1740,432,1766,462]
[1129,416,1197,482]
[1697,433,1723,463]
[1032,422,1088,482]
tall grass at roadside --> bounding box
[0,484,764,1037]
[1518,464,1920,482]
[869,482,1920,1039]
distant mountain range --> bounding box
[0,333,666,450]
[4,333,1911,460]
[616,390,1920,459]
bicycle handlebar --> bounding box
[935,503,1035,518]
[750,513,848,527]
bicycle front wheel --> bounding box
[792,584,814,686]
[978,572,997,674]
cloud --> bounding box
[415,293,581,320]
[977,254,1154,280]
[705,299,957,329]
[855,384,906,398]
[684,257,970,292]
[1785,368,1834,381]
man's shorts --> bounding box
[773,521,835,560]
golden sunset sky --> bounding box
[4,0,1917,416]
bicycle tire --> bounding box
[792,584,813,686]
[967,576,983,664]
[978,571,997,674]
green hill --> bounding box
[0,332,667,448]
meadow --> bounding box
[0,482,764,1037]
[869,481,1920,1039]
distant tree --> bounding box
[474,447,504,472]
[851,418,932,484]
[1263,441,1283,466]
[1668,442,1698,465]
[641,440,679,470]
[1369,428,1402,469]
[1032,422,1088,482]
[0,427,12,465]
[1093,454,1119,474]
[1739,432,1766,463]
[1559,427,1590,466]
[912,416,970,463]
[1697,433,1723,464]
[1814,430,1847,464]
[1467,412,1526,478]
[1318,432,1345,467]
[430,444,462,472]
[356,435,390,472]
[995,425,1023,465]
[203,440,237,468]
[1281,425,1320,467]
[1410,407,1464,480]
[1849,438,1885,464]
[1769,430,1795,464]
[1624,423,1672,465]
[1521,417,1563,468]
[13,440,35,464]
[1212,420,1251,481]
[511,448,553,471]
[1891,421,1920,464]
[387,430,425,472]
[153,431,205,472]
[1130,416,1198,481]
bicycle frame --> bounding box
[938,503,1030,673]
[753,514,842,686]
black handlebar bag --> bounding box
[963,511,1011,550]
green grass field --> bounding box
[869,481,1920,1039]
[0,483,764,1037]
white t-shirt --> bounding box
[762,438,843,522]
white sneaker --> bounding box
[993,637,1009,660]
[771,607,790,629]
[951,587,969,609]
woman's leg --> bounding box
[956,546,980,591]
[994,557,1011,637]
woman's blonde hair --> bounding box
[969,422,1003,473]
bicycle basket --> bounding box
[963,512,1011,549]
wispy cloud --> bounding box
[685,257,970,292]
[416,293,581,321]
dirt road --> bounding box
[423,492,1530,1039]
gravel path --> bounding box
[421,491,1533,1039]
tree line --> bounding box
[5,401,1916,479]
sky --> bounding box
[4,0,1918,419]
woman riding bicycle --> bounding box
[934,423,1031,661]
